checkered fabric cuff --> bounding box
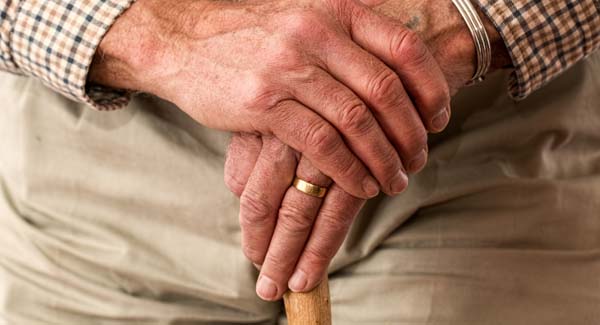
[7,0,136,110]
[0,1,19,74]
[473,0,600,100]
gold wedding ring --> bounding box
[292,177,328,198]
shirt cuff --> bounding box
[11,0,137,110]
[472,0,600,100]
[0,1,20,74]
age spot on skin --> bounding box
[405,15,420,30]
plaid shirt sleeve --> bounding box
[473,0,600,100]
[0,0,135,110]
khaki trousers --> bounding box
[1,52,599,324]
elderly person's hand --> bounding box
[225,0,511,301]
[89,0,451,199]
[226,135,366,301]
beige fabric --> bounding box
[1,52,600,324]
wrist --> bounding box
[475,4,511,72]
[430,1,511,85]
[89,0,153,92]
[88,0,208,96]
[372,0,510,91]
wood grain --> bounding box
[284,276,332,325]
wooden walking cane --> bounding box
[284,276,331,325]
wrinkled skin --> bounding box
[224,0,510,301]
[91,0,451,200]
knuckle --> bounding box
[303,245,333,267]
[401,126,428,157]
[278,205,315,236]
[338,100,374,136]
[319,207,354,235]
[239,191,274,227]
[377,149,402,177]
[281,11,326,40]
[287,65,323,85]
[263,138,295,166]
[242,243,265,265]
[391,29,429,66]
[265,253,290,274]
[394,88,414,108]
[409,77,450,118]
[413,127,428,148]
[433,83,451,108]
[423,87,451,117]
[305,122,339,156]
[328,0,366,34]
[270,38,306,69]
[368,69,402,105]
[224,173,246,197]
[242,74,287,113]
[297,159,331,186]
[335,155,364,183]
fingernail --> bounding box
[408,149,428,173]
[390,169,408,195]
[362,176,380,198]
[431,108,449,132]
[253,263,262,271]
[256,275,278,301]
[289,270,308,292]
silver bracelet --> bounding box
[451,0,492,84]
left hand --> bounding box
[225,134,365,301]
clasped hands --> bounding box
[91,0,481,303]
[222,0,474,300]
[222,1,472,301]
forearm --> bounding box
[90,0,511,93]
[88,0,204,94]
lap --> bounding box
[327,52,600,324]
[1,52,599,324]
[0,77,278,324]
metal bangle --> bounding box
[451,0,492,84]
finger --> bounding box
[255,157,331,301]
[269,100,379,199]
[320,37,429,174]
[349,5,452,133]
[239,137,297,265]
[224,133,263,197]
[288,184,365,293]
[287,68,406,195]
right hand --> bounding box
[90,0,450,198]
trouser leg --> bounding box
[328,53,600,324]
